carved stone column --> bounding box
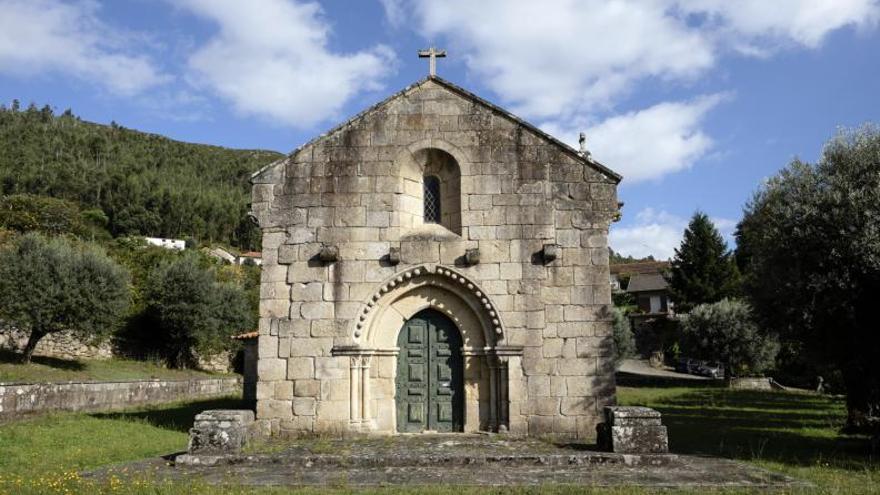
[488,357,499,432]
[360,356,372,428]
[498,357,510,430]
[350,357,361,425]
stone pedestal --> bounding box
[186,409,255,455]
[597,406,668,454]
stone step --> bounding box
[90,456,806,489]
[175,450,678,468]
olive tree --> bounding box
[737,125,880,428]
[145,255,253,368]
[0,233,130,363]
[678,299,778,377]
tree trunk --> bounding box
[21,329,46,364]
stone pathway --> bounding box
[84,434,808,488]
[618,359,708,380]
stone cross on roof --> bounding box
[418,47,446,76]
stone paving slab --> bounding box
[84,434,808,489]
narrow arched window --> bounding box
[424,175,441,223]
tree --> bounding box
[0,105,281,249]
[679,299,778,377]
[667,212,740,312]
[145,255,254,368]
[0,194,89,236]
[737,125,880,428]
[0,234,130,363]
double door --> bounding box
[395,309,464,432]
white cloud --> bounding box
[413,0,714,120]
[579,94,726,182]
[0,0,168,95]
[177,0,396,128]
[610,208,737,260]
[677,0,880,50]
[379,0,406,27]
[392,0,880,181]
[611,209,686,260]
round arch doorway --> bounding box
[395,308,464,433]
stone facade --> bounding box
[249,76,621,439]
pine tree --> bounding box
[666,212,740,312]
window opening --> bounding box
[424,175,441,223]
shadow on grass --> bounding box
[616,371,719,389]
[90,397,249,433]
[625,382,877,470]
[0,349,86,371]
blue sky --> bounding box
[1,0,878,259]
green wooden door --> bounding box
[396,309,463,432]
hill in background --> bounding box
[0,102,284,250]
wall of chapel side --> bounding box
[249,79,619,439]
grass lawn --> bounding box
[0,377,876,494]
[0,350,230,383]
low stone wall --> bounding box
[727,377,773,391]
[0,324,113,361]
[0,377,242,419]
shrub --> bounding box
[0,233,130,362]
[679,299,778,377]
[612,307,636,368]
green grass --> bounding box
[616,380,877,492]
[0,378,876,494]
[0,397,241,478]
[0,350,231,383]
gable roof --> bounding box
[251,76,622,184]
[610,261,670,276]
[626,273,669,293]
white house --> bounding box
[144,237,186,251]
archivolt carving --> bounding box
[352,264,503,348]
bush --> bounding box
[0,233,130,362]
[612,307,636,368]
[145,255,254,368]
[679,299,778,377]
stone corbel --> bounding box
[387,247,401,265]
[541,243,559,264]
[319,245,339,263]
[465,247,480,265]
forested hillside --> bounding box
[0,103,284,249]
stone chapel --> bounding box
[249,73,622,439]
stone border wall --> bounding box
[0,377,242,419]
[0,325,113,361]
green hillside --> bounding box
[0,103,284,249]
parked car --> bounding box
[675,358,696,374]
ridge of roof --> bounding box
[252,76,623,184]
[610,260,671,275]
[428,76,622,183]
